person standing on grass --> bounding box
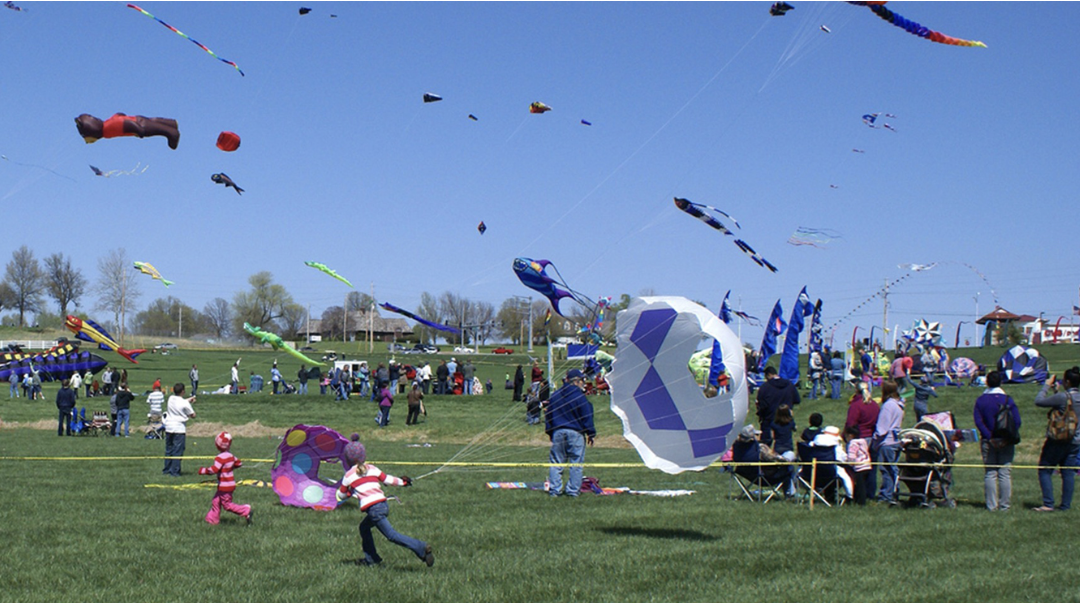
[829,351,845,400]
[231,358,241,395]
[56,379,76,437]
[297,365,308,395]
[545,369,596,498]
[890,352,913,393]
[69,370,81,401]
[973,370,1020,512]
[83,370,93,398]
[198,431,252,525]
[513,365,525,402]
[462,360,476,395]
[873,380,904,505]
[271,362,283,395]
[389,359,402,395]
[377,382,394,427]
[163,383,196,477]
[844,426,872,506]
[756,366,801,446]
[912,374,938,422]
[1033,367,1080,512]
[417,361,431,395]
[114,383,134,438]
[845,382,880,498]
[9,372,19,399]
[406,382,424,425]
[189,364,199,395]
[435,360,449,395]
[336,434,433,568]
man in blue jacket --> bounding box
[973,370,1021,511]
[545,369,596,497]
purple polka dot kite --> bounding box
[272,424,349,510]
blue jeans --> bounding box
[10,381,17,398]
[876,442,901,502]
[830,376,842,399]
[115,409,130,437]
[549,429,586,496]
[191,381,198,394]
[913,400,929,422]
[298,382,307,395]
[810,378,822,400]
[358,501,427,564]
[58,410,73,435]
[390,379,399,396]
[378,406,391,427]
[358,380,369,398]
[336,383,349,401]
[231,380,238,395]
[163,432,186,476]
[1038,439,1080,510]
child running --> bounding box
[336,433,434,567]
[198,431,253,525]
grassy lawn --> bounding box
[2,344,1080,602]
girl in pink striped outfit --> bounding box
[198,431,252,525]
[336,433,433,567]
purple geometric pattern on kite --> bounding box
[271,424,349,511]
[633,366,686,431]
[688,424,733,458]
[630,308,678,363]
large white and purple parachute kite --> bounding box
[607,297,748,474]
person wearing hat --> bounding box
[198,431,252,525]
[544,368,596,497]
[336,434,433,567]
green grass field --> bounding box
[3,343,1080,602]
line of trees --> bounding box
[0,246,639,345]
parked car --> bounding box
[453,346,474,354]
[155,342,179,350]
[299,346,315,352]
[417,344,440,354]
[388,343,407,353]
[492,347,514,354]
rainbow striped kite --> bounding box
[127,4,244,76]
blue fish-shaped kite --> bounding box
[512,258,577,316]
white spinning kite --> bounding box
[607,297,748,474]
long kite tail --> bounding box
[126,4,245,75]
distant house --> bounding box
[977,306,1078,345]
[303,310,413,343]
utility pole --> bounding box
[882,278,888,350]
[120,265,127,347]
[178,304,183,340]
[369,282,375,353]
[974,292,980,347]
[527,296,534,353]
[306,304,311,344]
[343,293,348,345]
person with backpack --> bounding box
[1033,367,1080,512]
[973,371,1021,511]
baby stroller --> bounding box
[896,418,955,508]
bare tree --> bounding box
[346,291,374,312]
[203,298,232,338]
[278,303,307,340]
[3,245,45,327]
[413,291,442,344]
[320,306,345,341]
[231,271,296,336]
[43,252,87,317]
[94,248,142,344]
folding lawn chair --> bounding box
[729,441,791,504]
[797,442,847,507]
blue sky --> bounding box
[2,2,1077,347]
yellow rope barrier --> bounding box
[1,455,1077,471]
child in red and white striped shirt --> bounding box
[336,433,433,567]
[199,431,252,525]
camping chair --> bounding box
[729,441,791,504]
[797,442,846,507]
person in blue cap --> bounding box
[545,368,596,497]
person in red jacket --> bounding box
[198,431,252,525]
